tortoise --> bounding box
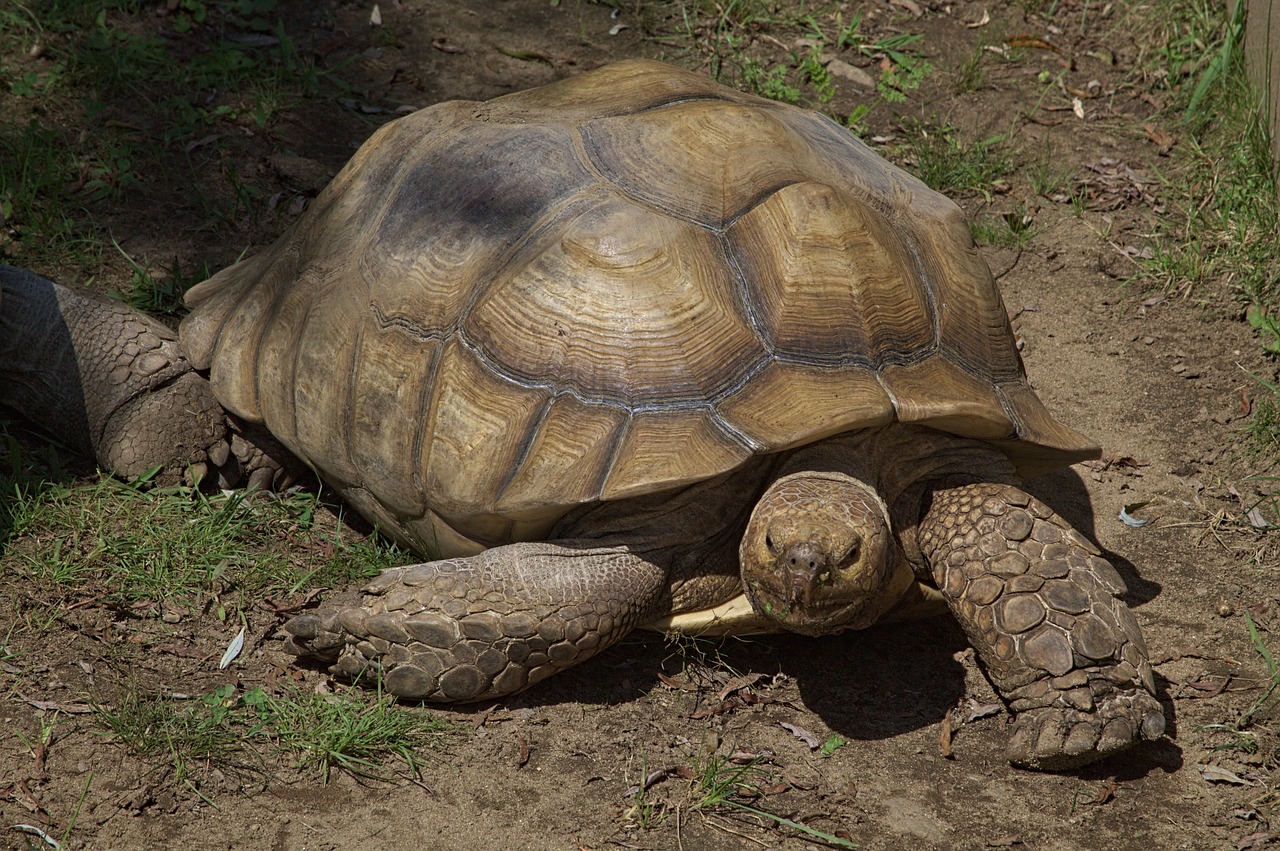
[0,60,1164,770]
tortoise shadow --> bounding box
[0,417,91,557]
[504,615,970,743]
[778,617,970,741]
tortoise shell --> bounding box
[180,60,1096,557]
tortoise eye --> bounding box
[765,534,777,554]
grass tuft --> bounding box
[96,680,456,792]
[900,121,1012,197]
[3,472,403,612]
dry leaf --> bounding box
[1197,764,1254,785]
[1006,34,1059,51]
[966,9,991,27]
[780,721,821,750]
[1142,123,1175,155]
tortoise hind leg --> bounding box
[283,539,669,702]
[917,481,1165,770]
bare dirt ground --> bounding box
[2,1,1279,849]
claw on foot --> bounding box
[1006,688,1165,771]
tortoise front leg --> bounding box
[917,482,1165,770]
[283,540,668,702]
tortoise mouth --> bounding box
[743,578,885,636]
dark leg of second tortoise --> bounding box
[0,266,1164,771]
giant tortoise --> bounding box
[0,60,1164,770]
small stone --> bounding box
[824,57,875,90]
[1217,602,1235,617]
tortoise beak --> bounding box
[771,531,859,607]
[777,541,834,606]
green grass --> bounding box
[634,2,932,116]
[1135,0,1280,458]
[0,0,345,270]
[970,208,1039,249]
[96,680,455,792]
[110,240,214,316]
[689,751,858,847]
[623,743,858,847]
[899,121,1012,197]
[1,464,404,613]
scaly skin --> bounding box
[917,481,1165,770]
[284,540,669,701]
[0,266,299,488]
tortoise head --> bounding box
[739,470,896,636]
